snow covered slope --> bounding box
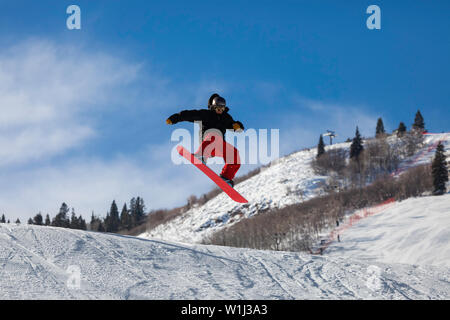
[140,143,342,243]
[326,194,450,267]
[140,133,450,244]
[393,132,450,177]
[0,224,448,299]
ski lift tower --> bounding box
[323,130,337,145]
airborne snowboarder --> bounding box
[166,93,245,188]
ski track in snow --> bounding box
[0,224,449,299]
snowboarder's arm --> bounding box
[232,121,244,131]
[225,114,244,131]
[167,109,205,124]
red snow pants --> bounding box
[195,132,241,180]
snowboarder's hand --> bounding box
[166,118,173,125]
[232,123,242,131]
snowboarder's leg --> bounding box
[194,131,224,163]
[194,136,214,164]
[194,133,240,187]
[219,141,241,184]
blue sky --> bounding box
[0,0,449,221]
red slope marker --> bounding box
[177,145,248,203]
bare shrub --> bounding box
[402,131,424,157]
[361,138,401,183]
[396,164,432,200]
[312,148,347,176]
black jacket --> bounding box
[168,107,244,138]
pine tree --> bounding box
[130,197,145,228]
[45,214,51,226]
[0,214,5,223]
[27,218,33,225]
[412,110,425,132]
[78,215,87,230]
[33,213,43,226]
[98,221,105,232]
[350,126,364,160]
[89,212,97,231]
[129,197,136,227]
[130,197,146,228]
[317,135,325,158]
[106,200,120,233]
[52,202,70,228]
[15,218,21,224]
[70,209,79,229]
[120,203,131,230]
[104,212,110,231]
[432,142,448,195]
[375,118,385,137]
[397,122,407,137]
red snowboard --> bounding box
[177,145,248,203]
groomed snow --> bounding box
[326,194,450,267]
[0,224,448,299]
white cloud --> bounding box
[0,39,140,166]
[0,125,94,166]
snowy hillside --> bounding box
[139,133,450,244]
[0,223,448,299]
[326,194,450,267]
[140,143,344,243]
[392,132,450,177]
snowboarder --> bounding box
[166,93,244,188]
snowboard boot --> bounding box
[219,174,234,188]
